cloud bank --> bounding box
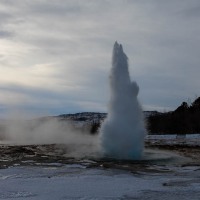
[0,0,200,116]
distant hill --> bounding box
[58,112,107,123]
[55,111,160,134]
[56,111,159,124]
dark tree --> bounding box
[90,120,101,135]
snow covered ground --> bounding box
[0,135,200,199]
[0,163,200,200]
[146,133,200,140]
[146,133,200,146]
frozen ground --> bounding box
[0,134,200,200]
[146,134,200,141]
[0,163,200,200]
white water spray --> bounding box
[100,42,146,160]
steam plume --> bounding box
[2,113,98,158]
[100,42,146,160]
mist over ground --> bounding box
[0,112,99,158]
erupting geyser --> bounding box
[100,42,146,160]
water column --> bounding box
[100,42,146,160]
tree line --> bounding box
[147,97,200,134]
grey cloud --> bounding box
[184,6,200,17]
[0,83,75,115]
[0,79,106,115]
[0,12,12,21]
[28,1,81,16]
[0,30,14,38]
[177,2,200,18]
[0,83,64,100]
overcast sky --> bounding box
[0,0,200,117]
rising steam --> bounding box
[1,112,98,158]
[100,42,146,160]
